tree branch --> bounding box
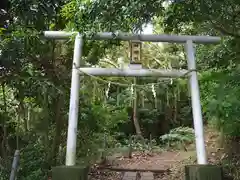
[211,21,240,38]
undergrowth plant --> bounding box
[160,127,195,150]
[127,135,160,152]
[109,135,162,157]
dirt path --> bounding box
[89,150,196,180]
[109,151,195,171]
[89,127,226,180]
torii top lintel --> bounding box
[43,31,221,44]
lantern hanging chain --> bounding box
[73,63,197,88]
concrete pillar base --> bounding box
[185,165,223,180]
[52,165,89,180]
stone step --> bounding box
[122,171,154,180]
[122,172,137,180]
[140,172,154,180]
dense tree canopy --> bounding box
[1,0,240,179]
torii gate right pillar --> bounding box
[185,40,207,164]
[184,40,223,180]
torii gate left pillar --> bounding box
[66,34,82,166]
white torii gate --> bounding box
[44,31,220,166]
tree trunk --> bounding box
[19,100,28,132]
[92,81,96,103]
[159,99,162,112]
[166,87,169,106]
[141,91,145,108]
[50,95,63,166]
[1,82,8,161]
[154,96,158,109]
[42,92,51,170]
[219,127,224,148]
[117,87,120,106]
[173,88,178,124]
[133,78,141,136]
[161,101,171,135]
[27,107,31,130]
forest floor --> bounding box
[89,127,224,180]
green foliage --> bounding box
[61,0,164,32]
[128,135,157,151]
[18,143,48,180]
[0,164,8,180]
[160,127,194,149]
[200,69,240,136]
[3,0,240,179]
[111,135,160,156]
[163,0,240,36]
[76,103,128,158]
[8,0,66,30]
[161,0,240,140]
